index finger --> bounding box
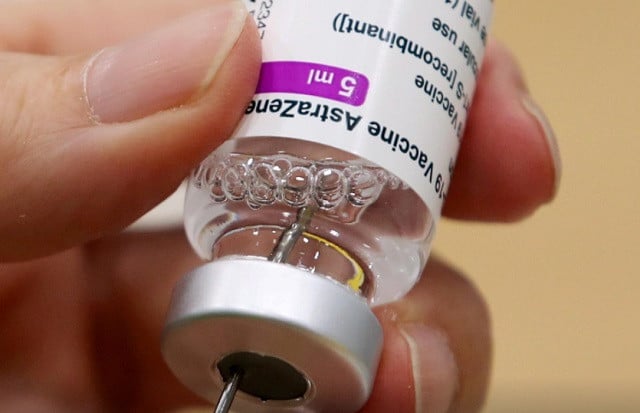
[444,40,562,222]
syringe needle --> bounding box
[213,370,242,413]
[269,206,315,263]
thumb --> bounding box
[0,1,260,261]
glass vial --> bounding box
[186,0,493,304]
[163,1,493,412]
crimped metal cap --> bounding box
[162,259,383,413]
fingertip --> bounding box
[521,93,562,196]
[444,40,560,222]
[367,257,492,413]
[83,2,254,124]
[361,311,415,413]
[399,324,458,413]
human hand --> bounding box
[0,0,560,412]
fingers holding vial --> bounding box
[365,256,492,413]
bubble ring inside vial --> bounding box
[194,153,403,222]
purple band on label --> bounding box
[256,61,369,107]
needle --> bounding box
[213,370,242,413]
[269,206,315,263]
[213,207,315,412]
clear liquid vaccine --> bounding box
[163,1,493,412]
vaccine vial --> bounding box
[162,1,493,412]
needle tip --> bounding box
[213,370,243,413]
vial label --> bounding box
[237,0,493,223]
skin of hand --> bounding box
[0,0,561,412]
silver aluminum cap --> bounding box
[162,259,383,413]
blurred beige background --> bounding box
[436,1,640,411]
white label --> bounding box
[235,0,493,222]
